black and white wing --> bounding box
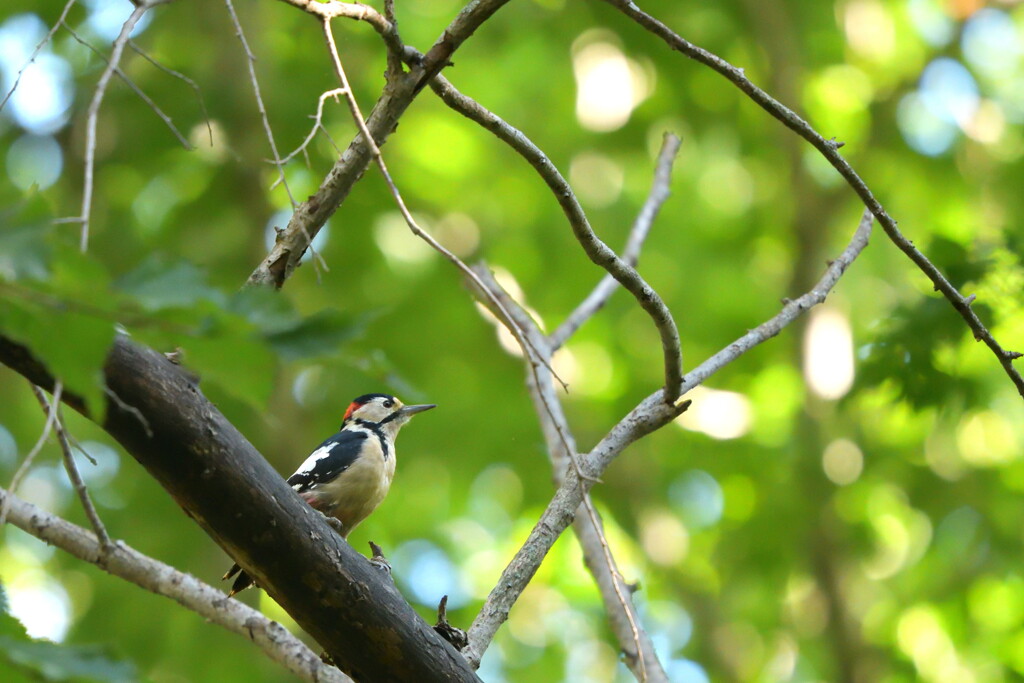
[287,430,368,493]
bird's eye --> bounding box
[383,399,394,408]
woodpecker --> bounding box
[222,393,435,596]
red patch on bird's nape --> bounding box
[343,401,361,421]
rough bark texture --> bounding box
[0,334,479,683]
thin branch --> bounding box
[465,208,874,666]
[601,0,1024,399]
[318,18,568,393]
[279,88,347,165]
[469,266,667,681]
[550,132,681,350]
[0,382,63,529]
[128,39,213,146]
[28,385,113,552]
[428,73,683,401]
[77,1,151,252]
[61,21,193,150]
[249,0,510,289]
[273,0,406,62]
[224,0,296,208]
[0,0,78,114]
[0,487,351,683]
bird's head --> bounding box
[341,393,436,436]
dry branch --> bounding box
[600,0,1023,399]
[0,334,479,682]
[0,488,351,683]
[429,74,684,401]
[464,208,875,666]
[471,267,669,681]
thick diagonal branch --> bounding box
[0,334,479,682]
[251,0,513,289]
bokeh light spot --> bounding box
[962,9,1020,79]
[919,58,979,128]
[639,509,689,566]
[669,470,724,530]
[898,91,958,156]
[956,410,1021,467]
[822,438,864,486]
[84,0,153,42]
[6,134,62,190]
[393,539,468,608]
[568,151,624,208]
[676,386,752,440]
[572,34,650,132]
[843,0,896,60]
[803,307,854,400]
[7,576,72,641]
[0,423,17,469]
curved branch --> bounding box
[428,74,684,401]
[0,488,351,683]
[600,0,1024,399]
[465,208,875,666]
[550,133,681,351]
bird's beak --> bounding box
[399,403,436,417]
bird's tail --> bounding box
[222,563,255,596]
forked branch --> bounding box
[601,0,1023,399]
[464,208,874,667]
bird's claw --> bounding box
[369,541,392,576]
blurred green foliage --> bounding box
[0,1,1022,681]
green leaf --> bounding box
[0,225,51,283]
[264,309,366,360]
[226,287,301,334]
[0,297,113,419]
[115,256,221,311]
[48,242,113,304]
[0,585,137,682]
[183,317,276,410]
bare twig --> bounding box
[601,0,1024,399]
[224,0,296,208]
[0,487,351,683]
[29,385,113,553]
[279,88,347,165]
[428,73,683,401]
[0,0,78,114]
[61,21,193,150]
[551,133,681,350]
[0,382,63,529]
[128,39,213,146]
[470,267,667,681]
[318,18,567,393]
[226,0,332,278]
[77,1,151,252]
[273,0,406,62]
[465,209,874,666]
[250,0,511,289]
[104,386,153,438]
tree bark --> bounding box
[0,334,479,683]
